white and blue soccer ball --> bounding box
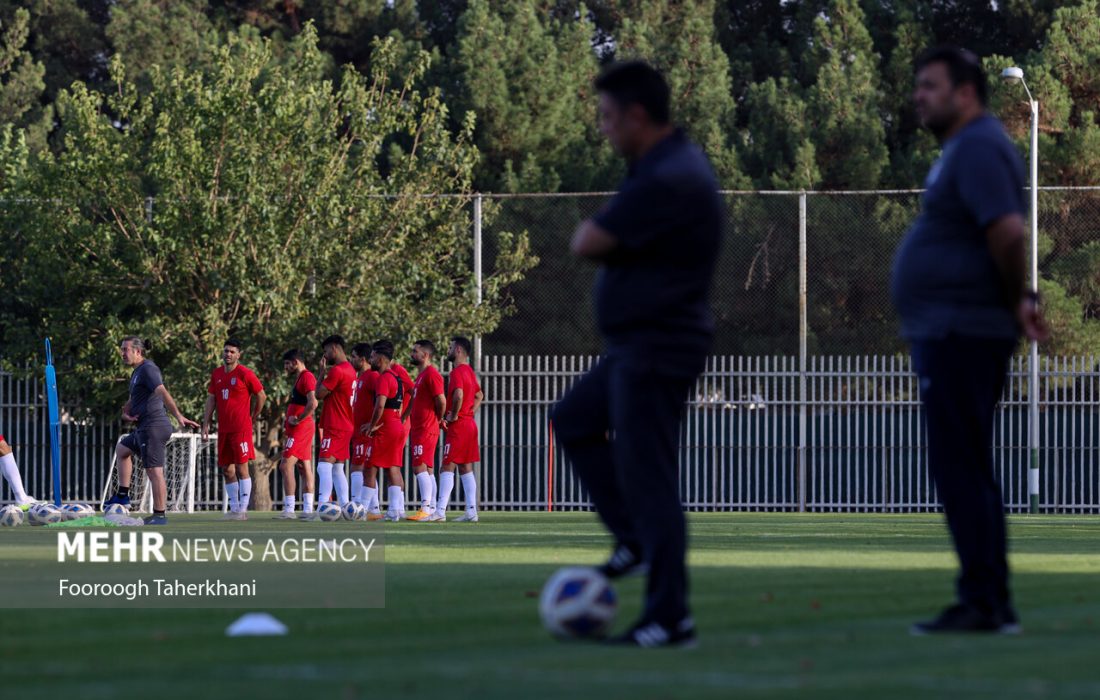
[0,504,24,527]
[539,567,618,639]
[342,501,366,521]
[29,503,63,526]
[318,502,343,522]
[77,504,96,517]
[104,503,128,516]
[61,504,85,520]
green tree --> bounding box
[106,0,217,81]
[0,26,535,508]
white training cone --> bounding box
[226,612,288,637]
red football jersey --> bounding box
[447,364,481,420]
[286,370,317,422]
[352,369,379,433]
[208,365,264,434]
[320,360,356,432]
[391,363,415,416]
[411,365,445,433]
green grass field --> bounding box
[2,512,1099,699]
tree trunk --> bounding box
[248,422,282,512]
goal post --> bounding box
[100,432,217,513]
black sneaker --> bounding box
[597,544,648,579]
[996,607,1023,635]
[103,493,131,508]
[142,513,168,526]
[609,618,697,649]
[911,603,1014,635]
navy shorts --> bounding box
[120,423,173,468]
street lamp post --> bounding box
[1001,66,1040,515]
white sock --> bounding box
[461,472,477,512]
[350,472,364,505]
[238,478,252,511]
[437,471,455,513]
[0,453,30,502]
[284,495,295,511]
[316,462,333,503]
[303,492,315,513]
[225,481,240,512]
[332,462,349,505]
[365,486,379,512]
[416,472,435,510]
[388,485,404,514]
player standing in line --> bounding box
[367,340,409,521]
[314,335,356,507]
[202,338,266,520]
[0,433,38,509]
[404,340,446,521]
[105,336,199,525]
[432,336,483,523]
[349,342,381,519]
[279,349,317,519]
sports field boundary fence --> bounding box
[3,353,1098,513]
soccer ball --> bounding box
[104,503,128,516]
[77,504,96,516]
[342,501,366,521]
[318,502,343,522]
[539,567,618,639]
[61,504,85,520]
[29,503,63,526]
[0,505,24,527]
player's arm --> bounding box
[471,388,485,414]
[368,395,386,435]
[288,391,316,427]
[985,213,1050,342]
[571,219,617,259]
[201,394,216,440]
[121,399,136,423]
[432,393,446,423]
[445,388,464,425]
[251,389,267,421]
[155,385,200,429]
[314,358,331,400]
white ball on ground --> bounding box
[539,567,618,640]
[0,505,24,527]
[104,503,128,516]
[342,501,366,521]
[317,502,342,522]
[29,504,63,526]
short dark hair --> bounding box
[372,339,394,359]
[451,336,473,358]
[914,46,988,106]
[321,334,345,350]
[282,349,304,363]
[594,60,671,125]
[351,342,373,358]
[225,337,243,351]
[414,339,436,357]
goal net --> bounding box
[100,433,218,513]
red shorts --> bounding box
[409,428,440,467]
[318,427,352,462]
[351,434,372,467]
[218,430,255,466]
[282,430,313,461]
[443,418,479,465]
[369,414,407,468]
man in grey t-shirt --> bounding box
[104,336,198,525]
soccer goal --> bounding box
[100,433,218,513]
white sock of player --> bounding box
[0,453,30,502]
[350,471,364,505]
[437,471,454,513]
[225,481,240,512]
[461,472,477,512]
[332,463,349,505]
[284,495,295,512]
[388,485,404,515]
[239,478,252,511]
[364,486,379,512]
[416,472,435,510]
[316,462,333,503]
[303,492,315,513]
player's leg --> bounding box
[279,455,299,518]
[298,460,315,514]
[608,364,696,645]
[0,436,36,507]
[221,462,240,518]
[433,460,455,521]
[332,461,350,506]
[453,462,479,522]
[105,433,140,508]
[384,466,406,520]
[364,465,382,520]
[550,359,639,566]
[407,452,436,520]
[142,423,173,525]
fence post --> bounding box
[798,191,808,513]
[473,194,483,371]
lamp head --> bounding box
[1001,66,1024,82]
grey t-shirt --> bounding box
[890,114,1026,340]
[129,360,170,428]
